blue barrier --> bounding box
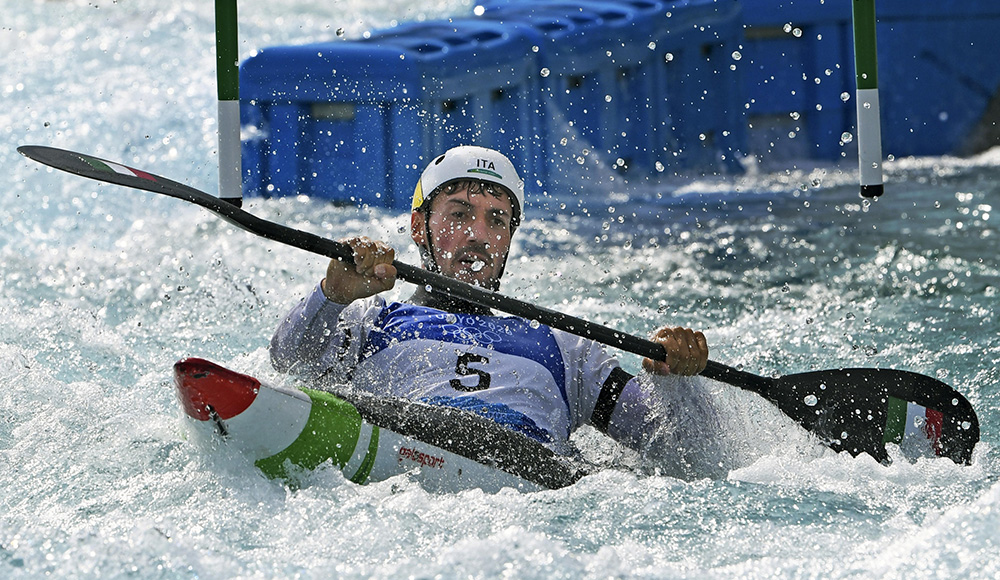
[240,19,539,207]
[741,0,1000,161]
[240,1,747,207]
[240,0,1000,208]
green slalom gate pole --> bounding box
[215,0,242,207]
[852,0,883,198]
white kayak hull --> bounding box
[173,358,585,492]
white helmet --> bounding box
[412,145,525,226]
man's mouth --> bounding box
[456,251,490,272]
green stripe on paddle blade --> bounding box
[883,396,908,445]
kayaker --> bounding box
[270,145,709,454]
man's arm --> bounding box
[568,325,709,450]
[270,236,397,381]
[269,283,352,379]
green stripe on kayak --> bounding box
[883,396,907,444]
[255,388,363,479]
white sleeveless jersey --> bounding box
[270,285,652,451]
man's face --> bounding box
[412,185,514,289]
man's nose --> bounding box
[465,215,488,241]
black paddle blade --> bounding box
[768,368,979,465]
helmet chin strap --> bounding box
[418,210,443,274]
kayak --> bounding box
[173,358,588,492]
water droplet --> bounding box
[819,383,827,390]
[425,285,433,292]
[840,92,851,102]
[961,421,972,430]
[936,368,949,379]
[529,319,540,329]
[336,27,345,37]
[952,398,959,406]
[540,67,550,78]
[863,101,871,110]
[841,431,849,440]
[664,53,674,63]
[470,260,485,272]
[648,41,657,50]
[731,50,742,61]
[804,394,818,407]
[790,111,800,120]
[841,132,854,143]
[445,313,457,324]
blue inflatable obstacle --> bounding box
[741,0,1000,162]
[239,0,747,208]
[240,19,541,207]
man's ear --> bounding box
[410,211,426,246]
